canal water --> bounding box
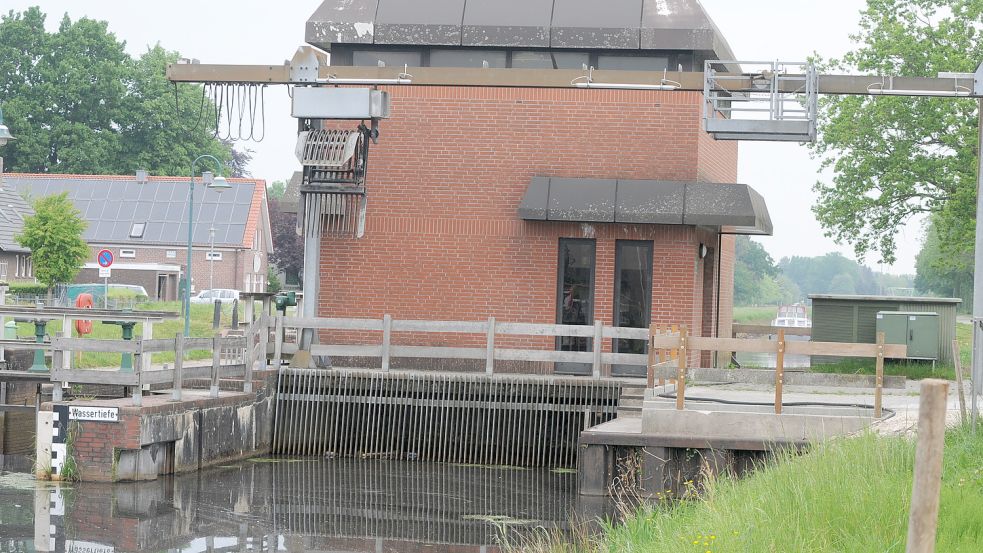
[0,457,613,552]
[735,334,811,369]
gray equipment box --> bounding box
[875,311,939,361]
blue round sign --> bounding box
[97,249,114,268]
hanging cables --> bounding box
[206,83,268,142]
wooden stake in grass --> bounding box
[951,339,967,425]
[906,379,949,553]
[875,332,885,418]
[676,325,688,411]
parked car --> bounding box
[191,289,240,304]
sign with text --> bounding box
[98,267,111,278]
[68,406,119,423]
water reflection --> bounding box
[735,335,811,369]
[0,458,611,553]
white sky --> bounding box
[5,0,925,275]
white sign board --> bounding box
[99,267,111,278]
[69,406,119,423]
[66,541,116,553]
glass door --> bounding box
[556,239,595,375]
[612,241,653,377]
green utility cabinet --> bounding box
[875,311,939,361]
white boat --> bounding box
[772,304,811,328]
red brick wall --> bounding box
[70,414,141,481]
[316,86,738,361]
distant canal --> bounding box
[735,334,811,369]
[0,457,612,552]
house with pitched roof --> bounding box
[0,183,34,283]
[5,171,272,300]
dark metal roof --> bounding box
[0,184,33,253]
[5,175,258,247]
[519,178,773,235]
[307,0,735,56]
[809,294,962,304]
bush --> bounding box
[8,283,48,296]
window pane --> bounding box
[614,241,653,355]
[597,55,669,71]
[512,51,589,69]
[430,49,506,68]
[557,239,595,353]
[352,50,422,68]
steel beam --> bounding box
[167,63,980,97]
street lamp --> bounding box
[0,104,16,178]
[185,155,230,336]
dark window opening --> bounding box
[596,54,669,71]
[511,51,589,69]
[352,50,423,68]
[429,49,507,68]
[612,241,653,376]
[556,239,595,374]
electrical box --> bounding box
[875,311,939,360]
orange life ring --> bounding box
[75,293,94,335]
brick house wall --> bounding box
[76,244,267,300]
[316,86,737,366]
[0,251,35,284]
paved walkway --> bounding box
[651,380,974,437]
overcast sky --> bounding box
[5,0,925,275]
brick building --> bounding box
[301,0,772,374]
[0,183,34,283]
[5,172,272,300]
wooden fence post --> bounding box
[951,339,967,425]
[274,315,284,369]
[51,333,64,403]
[775,329,785,415]
[875,332,885,418]
[658,324,666,387]
[382,314,392,371]
[485,316,495,376]
[131,343,143,407]
[905,379,949,553]
[211,334,221,398]
[244,326,254,394]
[647,324,656,389]
[676,325,688,410]
[592,320,603,379]
[172,333,184,402]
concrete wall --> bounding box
[40,383,275,482]
[316,86,738,367]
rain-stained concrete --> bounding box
[0,457,612,552]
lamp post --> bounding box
[0,105,13,367]
[185,155,230,337]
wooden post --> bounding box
[244,297,255,327]
[51,333,64,403]
[658,325,666,387]
[646,324,656,389]
[905,379,949,553]
[382,314,392,372]
[592,320,603,379]
[676,325,688,410]
[132,342,143,407]
[141,321,153,375]
[210,334,221,398]
[244,326,254,394]
[875,332,885,418]
[775,329,785,415]
[172,333,184,402]
[260,296,272,369]
[485,316,495,375]
[273,315,284,368]
[951,339,967,425]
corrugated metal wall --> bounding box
[811,297,959,364]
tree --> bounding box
[810,0,982,264]
[268,199,304,285]
[779,252,879,297]
[733,236,780,305]
[915,216,973,306]
[16,193,88,294]
[268,180,287,200]
[0,8,234,176]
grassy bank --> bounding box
[8,301,241,369]
[732,305,781,325]
[522,427,983,552]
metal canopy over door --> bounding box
[556,239,595,375]
[611,241,652,377]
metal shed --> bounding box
[809,294,961,364]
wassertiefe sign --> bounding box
[68,406,119,423]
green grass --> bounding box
[809,358,957,381]
[10,301,246,369]
[526,427,983,552]
[732,306,780,325]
